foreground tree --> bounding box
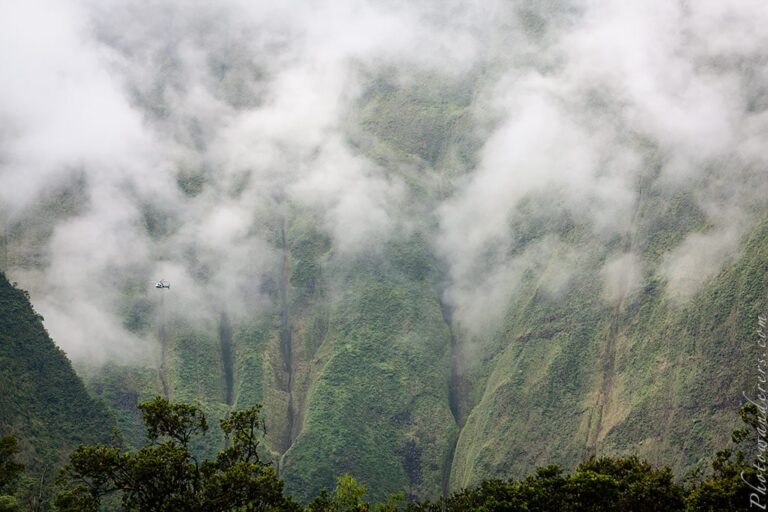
[0,435,24,512]
[407,457,684,512]
[51,398,760,511]
[307,474,405,512]
[566,456,684,511]
[54,397,300,512]
[683,403,758,511]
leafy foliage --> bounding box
[0,436,23,496]
[55,397,299,512]
[406,405,760,511]
[9,395,766,511]
[0,273,113,510]
[0,435,23,512]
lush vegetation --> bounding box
[0,261,764,509]
[0,274,114,510]
[0,434,25,511]
[53,398,297,512]
[23,167,768,503]
[3,71,767,504]
[0,397,762,511]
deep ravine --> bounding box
[158,292,170,400]
[278,219,296,455]
[439,299,463,496]
[587,182,645,451]
[219,311,234,406]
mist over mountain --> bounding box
[0,272,113,505]
[1,0,767,502]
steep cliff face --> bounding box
[278,232,457,502]
[0,273,113,481]
[449,212,768,491]
[2,59,766,504]
[71,84,766,504]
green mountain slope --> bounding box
[0,273,114,491]
[3,72,767,505]
[449,211,768,489]
[279,235,457,502]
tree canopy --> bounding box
[41,399,762,511]
[54,397,299,512]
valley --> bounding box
[1,0,767,506]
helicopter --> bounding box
[154,279,171,289]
